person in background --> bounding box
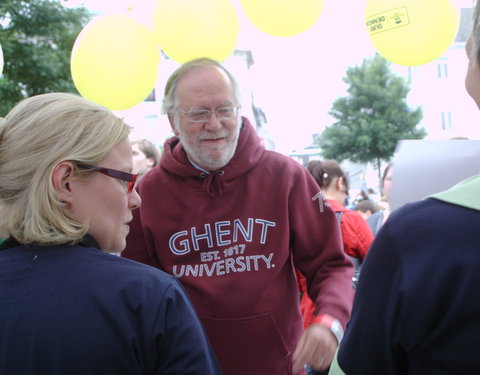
[298,160,373,309]
[0,93,222,375]
[131,138,161,179]
[350,189,370,207]
[122,58,354,375]
[338,3,480,373]
[353,199,377,220]
[366,163,393,236]
[307,160,374,264]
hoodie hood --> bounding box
[160,117,265,196]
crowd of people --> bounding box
[0,2,479,374]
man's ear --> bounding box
[167,113,179,136]
[52,161,75,203]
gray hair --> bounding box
[161,57,242,114]
[0,93,130,245]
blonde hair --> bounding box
[0,93,130,245]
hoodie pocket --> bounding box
[200,312,293,375]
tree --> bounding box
[318,54,426,179]
[0,0,91,116]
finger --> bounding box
[292,332,307,361]
[311,356,325,371]
[292,334,310,373]
[311,355,328,371]
[309,342,326,370]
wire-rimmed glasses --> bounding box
[178,106,240,123]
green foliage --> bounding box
[0,0,91,116]
[318,54,426,173]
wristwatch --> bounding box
[312,314,344,344]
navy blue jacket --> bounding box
[0,237,222,375]
[339,198,480,374]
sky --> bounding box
[62,0,474,155]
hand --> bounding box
[292,324,338,374]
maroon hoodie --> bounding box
[123,118,353,375]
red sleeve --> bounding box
[296,269,307,293]
[340,210,374,260]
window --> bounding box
[437,63,448,78]
[441,111,453,130]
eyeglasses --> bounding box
[76,163,138,193]
[178,106,240,123]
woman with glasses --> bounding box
[0,93,221,374]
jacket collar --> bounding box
[0,233,100,251]
[430,175,480,211]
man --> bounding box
[123,58,353,375]
[131,138,161,179]
[338,4,480,374]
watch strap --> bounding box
[312,314,344,344]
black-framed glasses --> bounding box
[76,163,138,193]
[178,105,240,123]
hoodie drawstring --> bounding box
[203,170,224,197]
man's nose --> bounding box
[204,111,223,131]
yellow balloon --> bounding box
[240,0,325,37]
[152,0,239,63]
[365,0,460,66]
[0,43,3,76]
[71,14,160,111]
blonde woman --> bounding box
[0,93,221,374]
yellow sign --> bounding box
[366,7,410,35]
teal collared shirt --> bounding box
[430,175,480,211]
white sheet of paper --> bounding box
[390,140,480,211]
